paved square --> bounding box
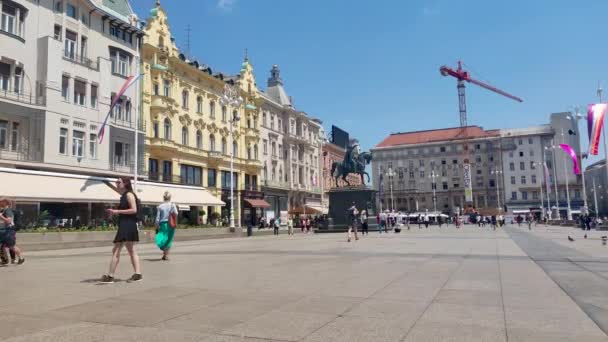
[1,225,608,341]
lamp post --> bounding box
[559,128,573,220]
[567,111,588,214]
[220,84,242,231]
[545,142,560,219]
[386,167,395,211]
[429,170,437,214]
[491,169,503,214]
[535,161,544,217]
[592,178,600,216]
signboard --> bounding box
[463,162,473,203]
[331,125,350,149]
[280,211,288,226]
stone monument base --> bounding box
[321,186,378,233]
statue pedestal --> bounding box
[321,186,378,233]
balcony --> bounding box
[147,138,179,152]
[63,51,99,70]
[110,118,145,131]
[264,180,290,190]
[208,151,223,163]
[147,171,203,187]
[0,146,43,163]
[0,88,45,106]
[271,154,278,163]
[150,94,177,111]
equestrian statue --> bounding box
[330,139,372,187]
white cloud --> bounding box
[217,0,237,11]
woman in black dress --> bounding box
[101,177,142,283]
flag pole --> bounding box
[599,83,608,214]
[133,55,140,191]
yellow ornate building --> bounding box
[141,2,263,226]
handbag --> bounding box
[168,203,177,228]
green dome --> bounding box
[150,8,158,17]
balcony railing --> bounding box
[0,146,43,163]
[146,172,203,187]
[0,88,45,106]
[63,51,99,70]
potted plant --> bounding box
[198,209,206,225]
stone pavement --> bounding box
[1,225,607,341]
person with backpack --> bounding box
[347,202,359,242]
[0,198,24,266]
[101,177,142,283]
[155,191,178,261]
[273,217,280,235]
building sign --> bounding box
[463,162,473,203]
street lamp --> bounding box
[566,111,589,214]
[546,130,572,220]
[491,169,503,214]
[219,84,243,231]
[545,143,560,220]
[591,178,601,216]
[534,161,545,217]
[386,167,395,211]
[429,170,437,213]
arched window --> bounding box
[181,90,189,109]
[196,96,203,113]
[209,134,216,151]
[163,118,171,139]
[159,36,164,48]
[254,144,258,160]
[247,145,252,160]
[233,141,238,157]
[209,101,215,119]
[221,106,227,122]
[163,80,171,97]
[271,167,276,180]
[271,142,276,156]
[232,110,238,121]
[181,126,188,145]
[196,130,202,149]
[279,168,283,182]
[221,138,227,155]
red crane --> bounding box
[440,61,523,127]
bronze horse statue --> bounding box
[331,151,372,187]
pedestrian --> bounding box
[361,210,368,235]
[273,217,280,235]
[155,191,178,261]
[491,215,497,230]
[101,177,142,283]
[424,213,430,228]
[347,202,359,242]
[527,214,532,230]
[287,217,294,235]
[418,214,422,229]
[0,198,24,266]
[379,210,387,233]
[438,215,443,228]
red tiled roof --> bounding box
[375,126,499,148]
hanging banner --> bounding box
[463,162,473,203]
[543,162,551,194]
[587,103,607,155]
[559,144,581,175]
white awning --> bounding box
[178,204,191,211]
[0,168,119,203]
[135,181,224,207]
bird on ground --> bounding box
[568,236,575,242]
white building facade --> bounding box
[0,0,144,225]
[259,65,323,218]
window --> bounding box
[522,191,528,200]
[0,120,7,148]
[489,179,495,187]
[181,90,189,109]
[90,84,97,108]
[221,171,238,189]
[197,96,203,113]
[163,118,171,139]
[153,121,159,138]
[442,182,448,190]
[530,149,534,157]
[247,145,251,159]
[520,162,525,171]
[11,66,21,94]
[54,1,63,13]
[518,139,523,145]
[207,168,217,187]
[181,126,188,145]
[533,191,539,200]
[196,130,202,149]
[9,122,18,151]
[64,31,78,61]
[74,79,86,105]
[54,24,62,40]
[1,2,20,36]
[80,36,87,59]
[80,12,88,25]
[221,138,227,155]
[530,161,536,170]
[180,164,202,185]
[153,82,159,96]
[59,127,68,154]
[232,110,238,121]
[511,192,517,200]
[441,159,446,165]
[440,146,446,152]
[452,159,458,164]
[475,144,481,150]
[547,160,552,169]
[61,75,69,101]
[528,138,533,144]
[89,133,97,158]
[521,176,526,184]
[419,160,424,167]
[221,106,227,121]
[262,112,267,126]
[575,189,581,199]
[531,175,537,184]
[233,141,238,157]
[453,183,460,188]
[209,134,216,151]
[163,80,170,96]
[254,145,258,159]
[209,101,215,119]
[509,151,514,158]
[519,151,524,157]
[409,171,414,178]
[263,139,268,155]
[72,130,84,157]
[509,162,515,171]
[420,171,425,178]
[511,176,516,185]
[66,3,77,19]
[270,115,275,129]
[114,141,130,166]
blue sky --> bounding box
[133,0,608,166]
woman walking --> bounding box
[101,177,142,283]
[155,191,178,261]
[360,210,368,235]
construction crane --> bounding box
[439,60,523,215]
[440,61,523,127]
